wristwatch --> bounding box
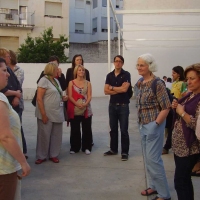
[111,86,114,91]
[181,112,186,118]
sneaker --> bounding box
[104,150,117,156]
[70,151,75,154]
[162,148,169,155]
[121,154,128,161]
[85,149,91,155]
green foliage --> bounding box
[18,27,69,63]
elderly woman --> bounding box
[0,58,30,199]
[136,54,171,200]
[35,62,68,164]
[172,63,200,200]
[67,65,93,155]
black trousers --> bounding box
[174,153,200,200]
[70,116,92,152]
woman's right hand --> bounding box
[42,114,48,124]
[20,162,31,177]
[171,99,178,109]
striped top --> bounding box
[0,93,22,175]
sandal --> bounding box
[141,188,158,196]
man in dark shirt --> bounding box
[104,55,131,161]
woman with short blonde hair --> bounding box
[35,62,68,164]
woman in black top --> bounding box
[37,55,66,91]
[66,54,90,87]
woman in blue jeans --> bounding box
[136,53,171,200]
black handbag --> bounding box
[31,89,37,107]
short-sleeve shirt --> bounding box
[105,69,131,104]
[137,76,171,124]
[35,77,65,123]
[0,93,22,175]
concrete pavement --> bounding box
[21,98,199,200]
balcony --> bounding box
[0,12,35,30]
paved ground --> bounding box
[21,98,199,200]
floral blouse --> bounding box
[172,95,200,157]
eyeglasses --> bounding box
[114,60,123,64]
[136,64,148,68]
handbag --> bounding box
[74,98,86,116]
[31,89,37,107]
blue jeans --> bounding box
[139,120,170,199]
[109,104,129,155]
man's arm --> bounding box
[104,84,118,95]
[111,82,130,93]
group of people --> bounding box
[1,49,200,200]
[34,54,93,165]
[0,48,30,200]
[136,55,200,200]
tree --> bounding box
[18,27,69,63]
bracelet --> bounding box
[181,112,186,118]
[111,86,114,91]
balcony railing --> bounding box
[0,12,35,29]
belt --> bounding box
[110,103,127,106]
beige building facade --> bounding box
[0,0,69,53]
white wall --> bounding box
[19,63,111,99]
[122,0,200,85]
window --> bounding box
[0,36,19,52]
[92,17,97,33]
[116,0,120,8]
[45,2,62,17]
[101,17,113,33]
[75,23,84,33]
[19,7,27,20]
[93,0,97,9]
[102,0,107,7]
[115,23,118,32]
[75,0,84,8]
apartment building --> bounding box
[69,0,123,43]
[0,0,69,53]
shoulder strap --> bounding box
[151,78,160,95]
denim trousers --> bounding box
[109,104,129,155]
[139,120,170,199]
[174,153,200,200]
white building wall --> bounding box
[19,63,110,99]
[121,0,200,85]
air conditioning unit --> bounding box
[5,14,13,20]
[86,0,91,4]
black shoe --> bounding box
[104,150,117,156]
[121,154,128,161]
